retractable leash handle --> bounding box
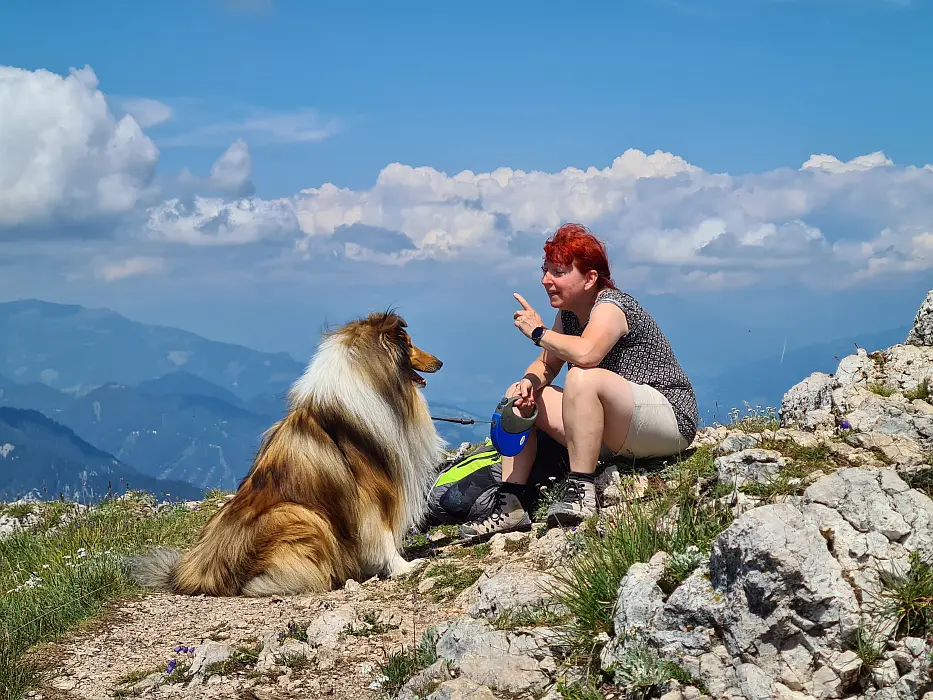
[490,396,538,457]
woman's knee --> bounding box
[564,366,602,397]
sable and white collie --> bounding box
[128,310,445,597]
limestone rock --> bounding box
[712,434,761,456]
[612,552,668,635]
[189,641,233,676]
[454,562,559,619]
[305,603,360,647]
[780,373,837,430]
[425,678,498,700]
[435,617,553,694]
[906,289,933,346]
[606,466,933,700]
[714,449,788,489]
[398,659,454,700]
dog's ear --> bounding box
[374,311,410,356]
[377,310,407,337]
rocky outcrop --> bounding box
[779,291,933,470]
[906,290,933,347]
[602,467,933,700]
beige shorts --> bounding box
[602,382,690,460]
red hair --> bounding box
[543,223,616,290]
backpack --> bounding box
[427,439,502,525]
[425,430,570,525]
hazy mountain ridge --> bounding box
[693,325,911,425]
[0,406,204,502]
[0,300,493,497]
[1,297,910,501]
[0,299,306,401]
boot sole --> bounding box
[457,520,532,546]
[545,511,588,530]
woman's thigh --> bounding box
[563,367,635,452]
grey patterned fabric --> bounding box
[559,288,699,443]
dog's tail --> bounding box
[125,547,182,591]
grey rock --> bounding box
[712,434,761,456]
[871,658,899,689]
[435,617,552,694]
[781,372,837,430]
[906,290,933,346]
[128,671,164,693]
[189,640,233,676]
[305,603,360,646]
[454,562,559,619]
[612,552,668,635]
[709,504,860,687]
[398,659,453,700]
[425,678,498,700]
[836,349,874,388]
[715,449,788,489]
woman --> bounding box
[459,223,699,541]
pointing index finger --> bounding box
[513,293,532,310]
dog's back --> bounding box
[129,414,364,596]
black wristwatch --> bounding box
[531,326,546,346]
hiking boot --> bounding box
[546,476,597,528]
[458,488,532,544]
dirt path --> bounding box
[34,568,466,700]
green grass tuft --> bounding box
[548,453,733,666]
[904,378,931,402]
[422,561,483,600]
[0,503,37,520]
[868,383,895,398]
[877,551,933,638]
[376,629,439,697]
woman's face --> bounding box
[541,259,592,309]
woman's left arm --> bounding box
[513,294,629,368]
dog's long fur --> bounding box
[128,311,446,596]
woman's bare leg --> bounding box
[561,366,635,474]
[547,366,635,527]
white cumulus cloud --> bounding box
[94,255,166,282]
[208,139,254,196]
[0,65,160,232]
[147,196,299,246]
[143,147,933,287]
[118,97,174,128]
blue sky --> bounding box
[1,0,931,417]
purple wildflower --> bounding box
[166,659,177,674]
[840,420,851,430]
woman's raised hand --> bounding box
[512,293,544,339]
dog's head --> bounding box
[344,310,442,389]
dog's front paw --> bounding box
[389,556,428,579]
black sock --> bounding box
[499,481,527,498]
[568,472,595,484]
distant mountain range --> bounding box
[0,297,912,502]
[0,299,305,400]
[0,407,204,503]
[0,299,488,501]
